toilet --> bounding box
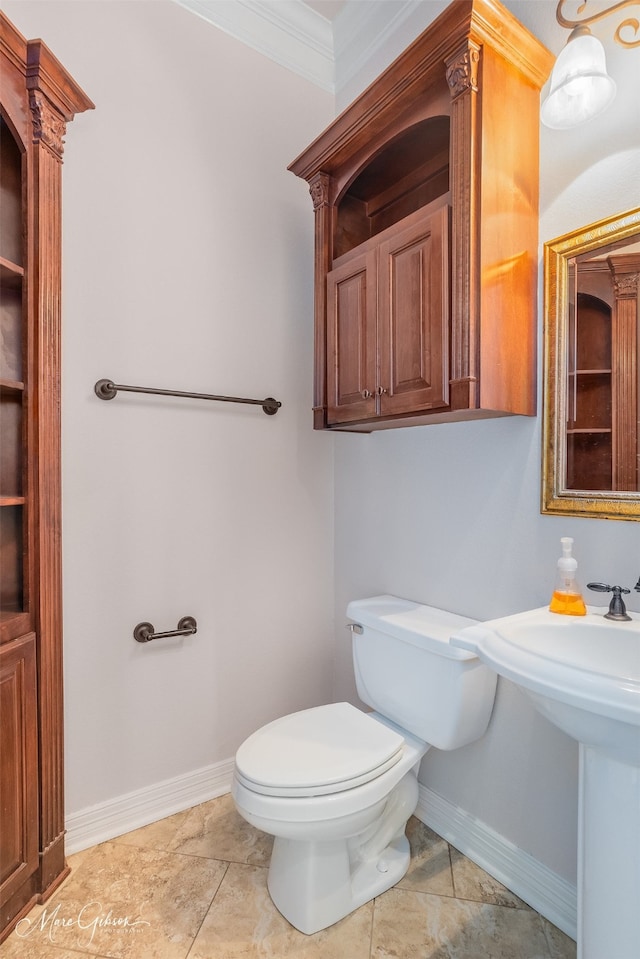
[231,595,497,935]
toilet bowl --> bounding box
[232,595,497,935]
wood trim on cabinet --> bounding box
[446,38,481,412]
[611,268,639,490]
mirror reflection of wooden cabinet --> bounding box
[289,0,553,432]
[566,292,613,491]
[0,12,93,941]
[542,208,640,521]
[566,250,639,493]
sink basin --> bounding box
[451,606,640,764]
[451,605,640,959]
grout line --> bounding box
[184,860,230,959]
[368,894,377,959]
[447,841,456,899]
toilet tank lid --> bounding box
[347,595,479,661]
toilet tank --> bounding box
[347,595,497,750]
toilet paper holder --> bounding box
[133,616,197,643]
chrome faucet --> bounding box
[587,582,632,622]
[636,576,640,593]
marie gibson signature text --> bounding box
[15,901,151,945]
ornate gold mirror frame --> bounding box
[542,207,640,520]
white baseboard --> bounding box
[415,784,577,941]
[65,758,235,855]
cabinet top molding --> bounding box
[0,12,94,123]
[288,0,553,182]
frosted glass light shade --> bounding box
[541,32,616,130]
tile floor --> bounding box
[2,794,577,959]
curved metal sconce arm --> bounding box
[556,0,640,48]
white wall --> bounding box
[3,0,335,816]
[333,1,640,887]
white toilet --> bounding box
[231,595,497,935]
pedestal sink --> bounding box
[451,606,640,959]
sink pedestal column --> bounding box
[578,745,640,959]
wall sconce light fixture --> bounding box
[541,1,639,129]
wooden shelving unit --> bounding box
[0,12,93,941]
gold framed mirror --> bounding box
[542,207,640,520]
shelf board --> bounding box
[0,609,29,630]
[0,495,25,506]
[567,428,612,435]
[0,378,25,394]
[0,255,24,290]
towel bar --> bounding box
[95,378,281,415]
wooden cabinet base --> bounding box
[0,856,70,945]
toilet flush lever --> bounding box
[346,622,364,635]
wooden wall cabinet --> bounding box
[0,12,93,940]
[289,0,553,431]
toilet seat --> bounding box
[235,702,405,798]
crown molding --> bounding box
[174,0,335,91]
[333,0,423,92]
[174,0,422,95]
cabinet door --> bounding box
[326,248,377,424]
[0,634,38,913]
[377,204,449,417]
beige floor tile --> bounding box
[1,798,575,959]
[2,842,227,959]
[450,846,529,909]
[371,886,552,959]
[397,817,454,897]
[0,940,111,959]
[166,794,273,866]
[113,807,191,851]
[189,861,374,959]
[66,846,95,872]
[541,917,577,959]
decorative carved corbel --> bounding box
[29,90,66,159]
[309,171,330,211]
[446,42,481,99]
[613,272,640,298]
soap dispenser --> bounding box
[549,537,587,616]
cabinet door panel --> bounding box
[378,204,449,416]
[0,633,38,903]
[327,250,377,424]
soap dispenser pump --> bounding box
[549,537,587,616]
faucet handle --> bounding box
[635,577,640,593]
[587,583,631,622]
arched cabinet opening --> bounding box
[334,116,450,260]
